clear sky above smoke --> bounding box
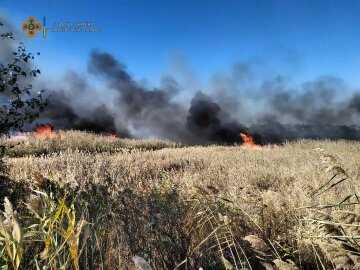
[1,0,360,87]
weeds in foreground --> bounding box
[0,197,23,270]
[299,148,360,269]
[0,173,88,270]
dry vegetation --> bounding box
[0,130,182,157]
[0,131,359,269]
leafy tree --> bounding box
[0,21,48,201]
[0,21,48,134]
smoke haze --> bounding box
[32,50,359,144]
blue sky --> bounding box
[1,0,360,88]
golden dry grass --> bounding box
[1,130,182,157]
[1,131,359,269]
[5,137,360,206]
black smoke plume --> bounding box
[2,42,360,144]
[186,92,262,144]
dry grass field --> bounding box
[0,130,359,269]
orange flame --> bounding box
[108,133,118,139]
[240,132,259,147]
[34,124,64,139]
[35,124,56,139]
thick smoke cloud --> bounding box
[87,50,192,141]
[186,92,262,144]
[262,76,355,125]
[30,50,360,144]
[44,92,119,135]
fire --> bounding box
[35,124,56,139]
[240,132,259,147]
[34,124,63,139]
[108,133,118,139]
